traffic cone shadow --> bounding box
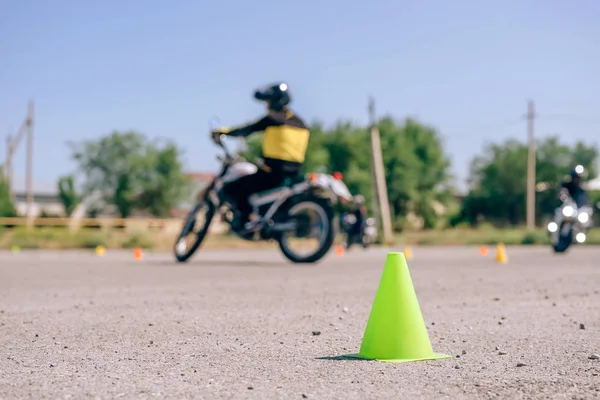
[338,252,451,363]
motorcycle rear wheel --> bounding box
[278,197,335,264]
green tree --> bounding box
[69,131,145,218]
[459,136,598,227]
[57,174,81,217]
[69,131,192,218]
[378,117,453,229]
[0,168,17,218]
[136,140,193,217]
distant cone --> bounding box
[95,245,105,256]
[479,245,488,256]
[495,243,507,263]
[133,247,143,260]
[345,252,451,363]
[404,246,413,260]
[11,245,20,254]
[335,244,344,256]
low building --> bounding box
[588,177,600,191]
[13,191,65,217]
[10,171,218,219]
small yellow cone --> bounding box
[404,246,413,260]
[11,245,20,254]
[344,252,451,363]
[95,245,105,256]
[495,243,508,263]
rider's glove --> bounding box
[211,130,223,143]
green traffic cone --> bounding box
[346,252,451,363]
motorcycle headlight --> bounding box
[547,222,558,233]
[578,212,589,224]
[562,206,574,217]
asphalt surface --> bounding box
[1,246,599,400]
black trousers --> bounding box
[350,210,364,236]
[223,158,301,217]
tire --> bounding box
[278,197,335,264]
[361,237,369,249]
[552,222,572,253]
[344,235,353,250]
[173,201,215,263]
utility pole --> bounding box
[4,134,10,188]
[367,107,381,234]
[4,102,34,212]
[368,97,394,244]
[526,100,536,230]
[26,100,34,219]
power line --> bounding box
[536,113,600,125]
[444,118,524,139]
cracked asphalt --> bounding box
[1,246,599,399]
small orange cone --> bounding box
[336,244,344,256]
[133,247,143,261]
[479,245,488,256]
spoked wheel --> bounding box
[278,198,335,264]
[173,201,215,262]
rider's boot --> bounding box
[241,213,262,233]
[231,213,248,232]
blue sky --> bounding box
[2,0,599,194]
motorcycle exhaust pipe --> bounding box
[268,221,297,232]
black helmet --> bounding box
[254,82,291,111]
[570,165,586,179]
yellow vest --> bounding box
[262,111,310,163]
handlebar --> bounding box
[208,116,233,159]
[212,133,233,159]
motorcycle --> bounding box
[340,213,377,249]
[547,193,594,253]
[173,125,354,264]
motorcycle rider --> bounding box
[211,82,310,232]
[560,165,589,208]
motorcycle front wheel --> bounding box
[552,221,572,253]
[173,200,216,262]
[361,236,369,249]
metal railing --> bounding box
[0,217,229,234]
[0,217,177,227]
